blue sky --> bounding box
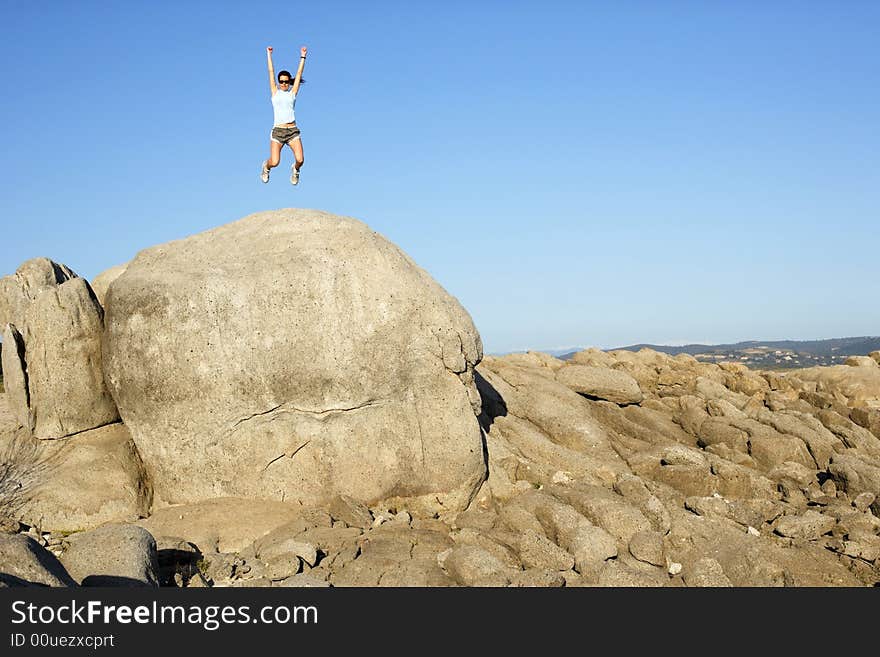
[1,1,877,354]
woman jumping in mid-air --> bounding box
[261,45,307,185]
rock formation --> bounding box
[0,257,77,339]
[2,208,878,587]
[0,258,119,439]
[89,262,128,308]
[102,209,485,514]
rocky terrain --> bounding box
[562,337,880,370]
[1,209,879,587]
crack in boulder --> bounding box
[230,399,384,433]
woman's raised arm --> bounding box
[267,46,277,96]
[292,45,307,96]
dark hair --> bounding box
[277,70,305,84]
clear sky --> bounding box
[1,1,877,354]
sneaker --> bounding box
[260,161,270,183]
[290,165,300,186]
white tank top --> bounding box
[271,89,296,125]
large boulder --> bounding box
[15,423,151,533]
[0,258,77,339]
[90,262,128,308]
[21,278,119,438]
[0,533,77,587]
[102,209,486,515]
[0,259,119,439]
[59,524,160,586]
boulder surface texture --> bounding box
[103,209,486,514]
[0,258,118,439]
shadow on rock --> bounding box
[156,545,203,586]
[0,572,53,587]
[80,575,158,587]
[475,369,507,433]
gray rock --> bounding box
[697,418,749,452]
[439,545,511,587]
[373,558,457,587]
[200,552,245,585]
[842,537,880,562]
[845,356,878,368]
[301,509,333,528]
[89,263,128,308]
[767,461,816,487]
[102,209,485,514]
[328,495,374,530]
[674,396,709,436]
[598,560,665,587]
[477,360,629,482]
[264,553,302,581]
[258,538,318,567]
[613,475,672,534]
[0,258,77,338]
[1,325,30,430]
[509,569,566,587]
[274,573,331,587]
[555,365,644,405]
[706,457,780,501]
[683,558,732,587]
[685,496,731,519]
[452,507,498,532]
[515,531,575,571]
[185,571,211,587]
[497,505,546,536]
[230,576,272,587]
[773,511,836,540]
[819,410,880,460]
[60,524,159,586]
[853,492,876,512]
[706,398,747,419]
[533,502,618,573]
[0,533,76,586]
[628,531,665,567]
[452,528,521,569]
[829,452,880,514]
[736,419,815,470]
[137,498,305,555]
[851,406,880,441]
[17,423,151,533]
[296,525,363,573]
[21,277,119,439]
[551,483,653,544]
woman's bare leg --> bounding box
[289,138,304,184]
[266,140,283,170]
[289,138,304,170]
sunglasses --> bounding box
[278,79,291,84]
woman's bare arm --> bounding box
[267,46,277,96]
[292,45,307,96]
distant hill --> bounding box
[557,336,880,369]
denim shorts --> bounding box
[271,124,301,145]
